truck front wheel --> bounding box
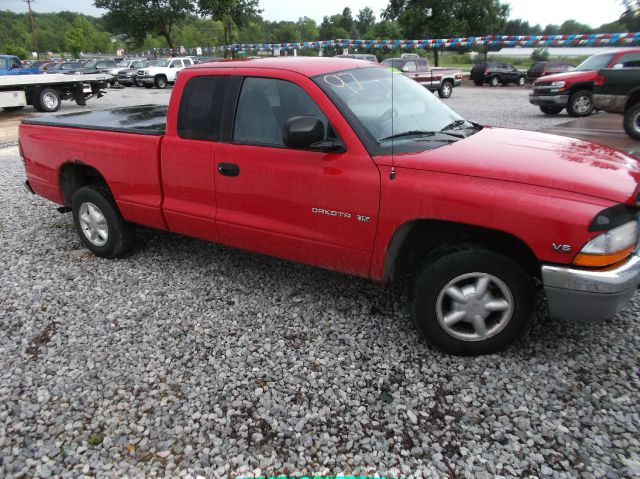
[411,247,534,356]
[438,80,453,98]
[72,185,135,258]
[567,90,594,117]
[623,103,640,140]
[155,76,167,89]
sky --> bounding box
[1,0,629,30]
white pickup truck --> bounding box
[138,57,194,89]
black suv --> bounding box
[470,62,526,87]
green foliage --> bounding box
[2,43,29,59]
[530,47,550,62]
[94,0,194,48]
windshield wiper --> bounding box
[441,119,469,132]
[378,130,463,142]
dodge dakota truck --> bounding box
[530,48,640,116]
[20,57,640,355]
[594,68,640,140]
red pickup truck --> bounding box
[20,57,640,355]
[529,48,640,116]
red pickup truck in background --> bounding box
[20,57,640,355]
[529,47,640,116]
[382,54,463,98]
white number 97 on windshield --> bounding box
[323,73,363,94]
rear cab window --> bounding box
[177,76,226,141]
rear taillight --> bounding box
[483,68,487,75]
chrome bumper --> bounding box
[529,93,570,107]
[542,254,640,322]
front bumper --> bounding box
[542,254,640,322]
[529,93,570,107]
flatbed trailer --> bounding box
[0,73,112,113]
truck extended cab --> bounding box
[594,68,640,140]
[138,57,194,89]
[20,57,640,355]
[530,48,640,117]
[381,55,463,98]
[0,55,40,75]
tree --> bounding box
[504,19,542,36]
[199,0,261,55]
[356,7,376,37]
[94,0,194,49]
[386,0,510,65]
[621,0,640,30]
[530,47,549,62]
[542,24,560,35]
[340,7,354,33]
[297,17,319,41]
[319,15,350,40]
[559,19,592,34]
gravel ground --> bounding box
[1,82,639,478]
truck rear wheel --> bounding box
[72,185,135,258]
[489,76,499,87]
[567,90,594,117]
[411,247,534,355]
[473,80,483,86]
[624,103,640,140]
[438,80,453,98]
[36,88,61,113]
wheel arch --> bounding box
[383,219,541,283]
[625,89,640,111]
[59,162,111,206]
[568,82,594,94]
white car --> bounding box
[138,57,194,89]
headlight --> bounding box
[550,81,565,87]
[573,220,638,267]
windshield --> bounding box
[314,67,472,154]
[575,53,616,71]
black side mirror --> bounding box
[283,116,326,149]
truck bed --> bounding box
[22,104,167,135]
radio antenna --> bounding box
[390,59,396,180]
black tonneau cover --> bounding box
[22,104,167,135]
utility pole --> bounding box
[24,0,38,55]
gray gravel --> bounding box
[1,82,639,478]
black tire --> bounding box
[438,80,453,98]
[566,90,594,117]
[473,80,483,87]
[155,76,167,89]
[144,84,153,89]
[411,247,534,356]
[517,76,526,87]
[36,87,61,112]
[623,103,640,140]
[489,76,500,87]
[2,106,24,112]
[71,184,135,258]
[540,105,564,115]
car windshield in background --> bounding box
[575,53,616,71]
[315,67,475,155]
[84,61,98,68]
[381,58,405,69]
[154,60,170,67]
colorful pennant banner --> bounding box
[143,32,640,56]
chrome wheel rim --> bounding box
[442,84,451,96]
[634,112,640,132]
[573,95,592,114]
[79,202,108,247]
[43,92,58,110]
[518,77,525,86]
[491,77,498,86]
[436,273,514,342]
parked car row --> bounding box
[529,47,640,117]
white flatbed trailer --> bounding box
[0,73,112,113]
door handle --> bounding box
[218,162,240,177]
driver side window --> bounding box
[233,77,332,148]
